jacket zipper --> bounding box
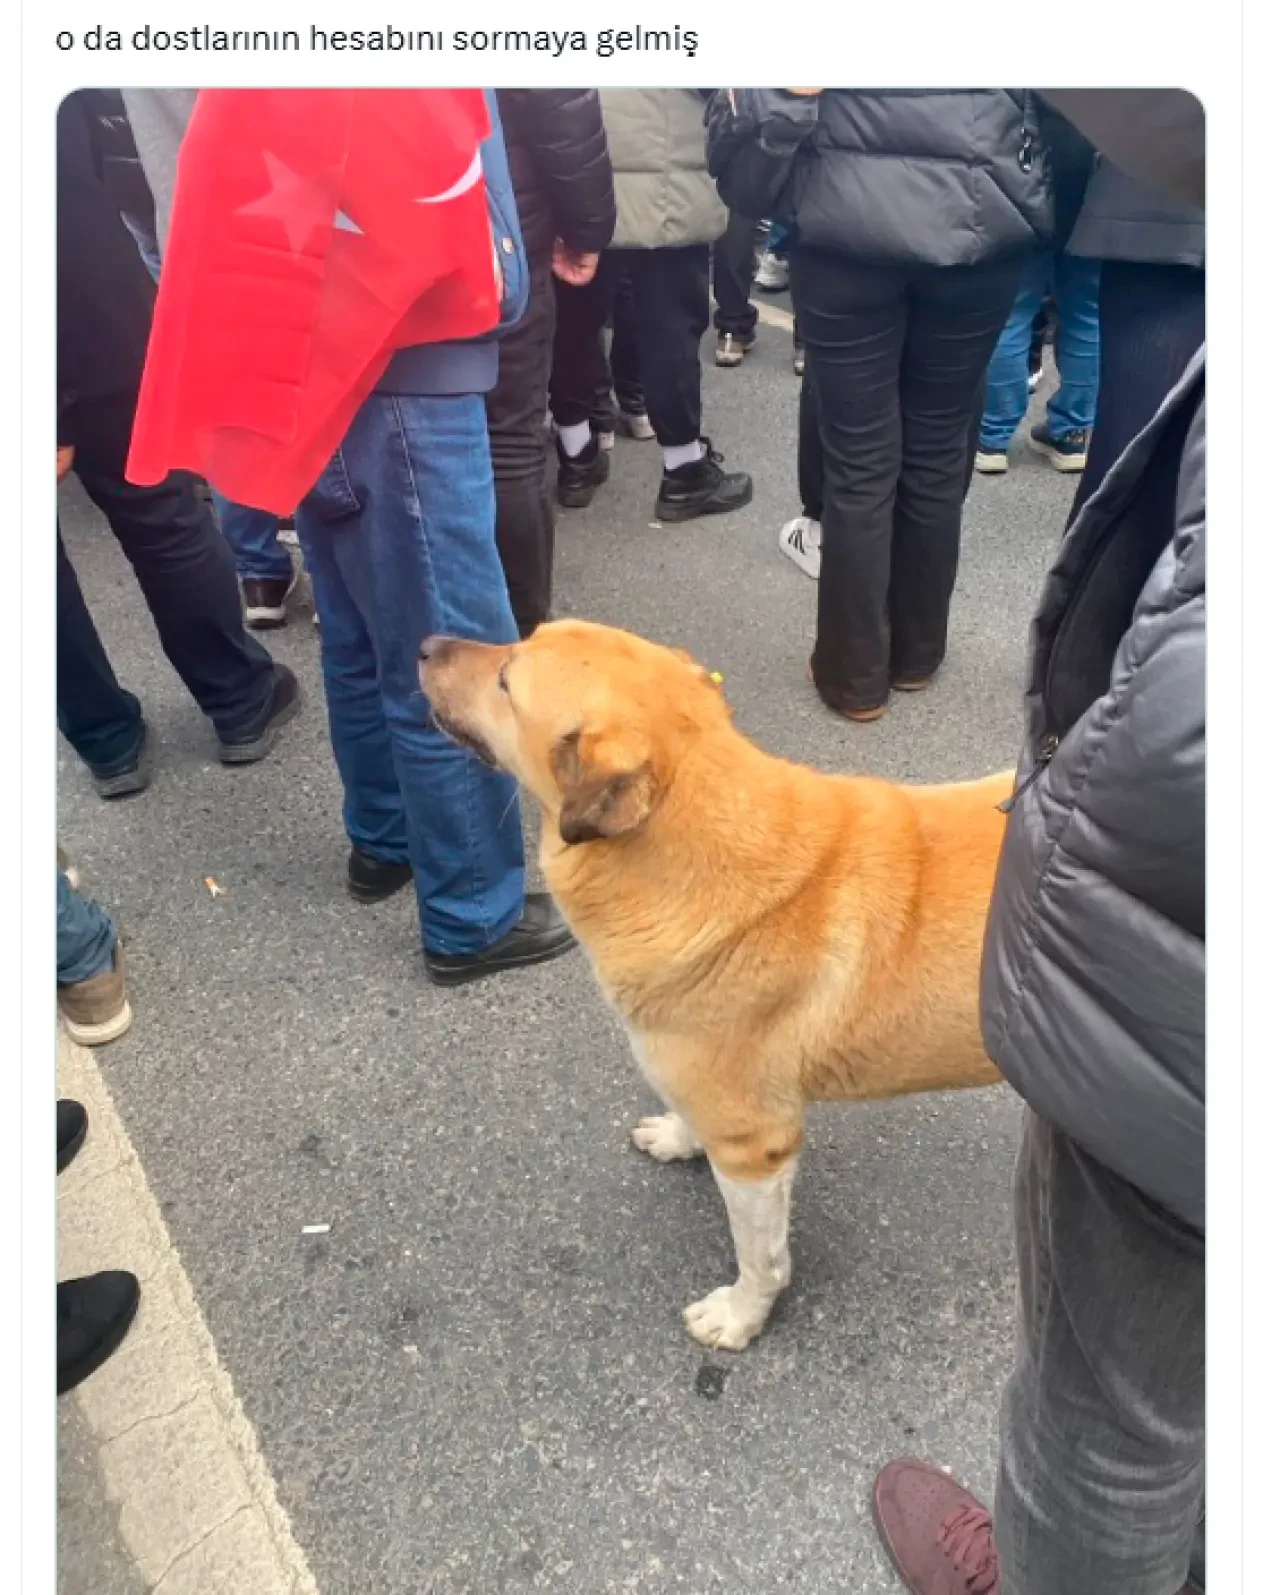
[998,733,1059,813]
[1017,90,1034,173]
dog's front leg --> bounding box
[683,1157,798,1351]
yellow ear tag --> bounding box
[709,671,724,686]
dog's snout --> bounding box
[420,635,453,663]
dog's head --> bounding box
[419,620,729,845]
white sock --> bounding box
[662,440,704,472]
[557,420,591,458]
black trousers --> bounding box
[712,211,760,340]
[588,269,647,432]
[486,255,556,638]
[791,247,1023,713]
[1069,261,1205,518]
[58,388,276,771]
[797,362,824,520]
[551,245,709,448]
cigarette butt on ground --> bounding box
[301,1224,331,1236]
[204,876,226,897]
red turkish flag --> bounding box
[126,89,499,514]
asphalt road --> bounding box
[57,314,1074,1594]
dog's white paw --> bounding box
[682,1285,769,1351]
[631,1113,704,1163]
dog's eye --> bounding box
[497,663,510,695]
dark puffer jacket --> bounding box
[981,347,1205,1231]
[711,90,1053,268]
[496,89,615,263]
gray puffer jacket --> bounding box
[758,90,1054,268]
[601,89,726,250]
[981,348,1205,1231]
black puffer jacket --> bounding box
[496,89,615,263]
[709,90,1053,268]
[981,348,1205,1231]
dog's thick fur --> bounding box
[421,620,1010,1349]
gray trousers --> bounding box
[995,1112,1205,1595]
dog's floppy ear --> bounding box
[553,730,655,846]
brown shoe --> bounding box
[58,945,133,1047]
[872,1458,1000,1593]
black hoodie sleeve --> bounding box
[498,89,616,256]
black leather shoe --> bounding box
[90,721,152,801]
[424,893,576,987]
[57,1271,141,1395]
[655,440,753,523]
[219,664,301,765]
[556,434,610,509]
[347,847,414,904]
[57,1100,87,1174]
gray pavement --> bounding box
[58,316,1074,1594]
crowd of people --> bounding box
[55,86,1205,1595]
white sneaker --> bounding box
[973,448,1009,475]
[616,410,656,441]
[779,515,821,579]
[754,251,790,292]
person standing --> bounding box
[57,91,298,799]
[550,89,752,523]
[710,89,1052,720]
[486,89,615,637]
[867,87,1205,1595]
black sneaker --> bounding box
[58,1271,141,1395]
[556,433,610,509]
[218,663,301,765]
[58,1100,88,1174]
[715,332,755,367]
[424,893,576,987]
[90,721,152,801]
[347,847,413,904]
[1028,423,1090,473]
[242,572,298,630]
[655,441,753,523]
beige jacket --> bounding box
[600,90,727,250]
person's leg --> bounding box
[486,254,557,637]
[995,1112,1204,1595]
[755,219,793,291]
[1070,261,1206,513]
[68,389,287,749]
[1044,254,1101,439]
[888,256,1024,685]
[209,489,293,582]
[712,211,760,352]
[56,871,132,1045]
[311,392,527,956]
[56,525,146,784]
[778,366,825,578]
[550,257,619,506]
[790,246,907,715]
[56,871,116,986]
[976,252,1052,456]
[627,245,754,520]
[608,268,649,422]
[294,496,411,873]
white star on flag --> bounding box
[414,149,484,206]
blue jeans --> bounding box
[979,251,1101,451]
[57,872,117,985]
[210,490,293,583]
[296,392,525,955]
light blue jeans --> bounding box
[296,391,525,955]
[980,251,1101,451]
[57,872,117,986]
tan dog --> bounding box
[421,620,1011,1351]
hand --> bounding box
[552,241,600,287]
[786,88,823,97]
[57,445,74,481]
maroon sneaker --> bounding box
[872,1458,1000,1594]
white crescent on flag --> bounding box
[415,149,484,206]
